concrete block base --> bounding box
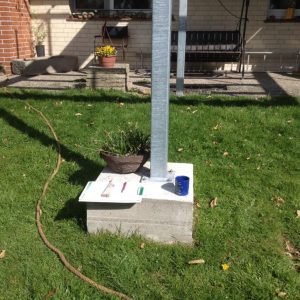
[86,64,131,91]
[85,162,194,244]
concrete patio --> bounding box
[1,71,300,98]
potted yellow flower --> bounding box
[95,45,117,68]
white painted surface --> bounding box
[79,162,193,204]
[79,180,142,203]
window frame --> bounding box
[267,0,300,18]
[72,0,152,11]
[73,0,105,10]
[269,0,300,9]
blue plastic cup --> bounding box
[175,176,190,196]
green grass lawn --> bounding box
[0,88,299,300]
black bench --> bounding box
[171,30,242,63]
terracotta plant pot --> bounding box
[100,151,150,174]
[99,55,117,68]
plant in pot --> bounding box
[33,22,47,57]
[95,45,117,68]
[100,124,150,174]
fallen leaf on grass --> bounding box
[45,289,57,299]
[177,148,184,152]
[196,203,201,209]
[277,291,287,298]
[297,210,300,218]
[140,243,145,249]
[188,259,205,265]
[54,101,63,106]
[275,197,285,206]
[75,113,82,116]
[210,198,218,208]
[192,110,198,114]
[205,160,212,166]
[213,124,221,130]
[285,239,300,258]
[221,263,230,271]
[0,250,6,259]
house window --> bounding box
[270,0,300,9]
[268,0,300,19]
[74,0,151,10]
[75,0,104,10]
[114,0,151,10]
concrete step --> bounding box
[12,55,79,76]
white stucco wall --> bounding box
[30,0,300,71]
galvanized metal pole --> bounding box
[176,0,187,96]
[150,0,173,181]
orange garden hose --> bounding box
[27,102,132,300]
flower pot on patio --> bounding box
[95,45,118,68]
[99,55,117,68]
[33,22,47,57]
[35,45,45,57]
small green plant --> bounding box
[101,124,150,156]
[33,22,47,45]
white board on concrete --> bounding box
[79,180,142,203]
[84,162,194,243]
[79,162,193,204]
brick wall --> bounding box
[29,0,300,72]
[0,0,33,75]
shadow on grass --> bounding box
[0,107,102,229]
[55,194,87,231]
[0,88,298,107]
